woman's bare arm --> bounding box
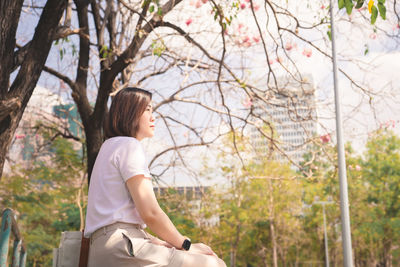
[126,175,186,249]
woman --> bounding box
[84,87,226,267]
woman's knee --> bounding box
[215,257,227,267]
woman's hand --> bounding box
[189,243,217,257]
[148,236,173,248]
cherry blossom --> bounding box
[240,3,246,9]
[242,96,253,108]
[369,33,377,39]
[252,36,260,43]
[195,1,202,8]
[15,134,26,140]
[302,48,312,57]
[186,18,193,26]
[320,134,331,143]
[285,42,293,51]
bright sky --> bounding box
[16,1,400,186]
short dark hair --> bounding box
[104,87,152,139]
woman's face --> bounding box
[136,104,155,140]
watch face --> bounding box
[182,239,191,251]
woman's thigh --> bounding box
[179,251,226,267]
[89,227,184,267]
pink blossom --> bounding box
[285,42,293,51]
[242,36,250,43]
[253,36,260,43]
[59,80,67,90]
[349,165,354,170]
[237,24,244,33]
[355,165,362,171]
[15,134,26,140]
[245,0,250,2]
[253,4,260,11]
[240,2,246,9]
[276,57,283,63]
[302,48,312,57]
[242,97,253,108]
[268,59,274,65]
[195,1,202,8]
[320,134,331,143]
[185,18,193,26]
[321,5,325,9]
[201,0,208,3]
[369,33,377,39]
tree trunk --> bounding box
[0,0,67,178]
[270,220,278,267]
[383,238,392,267]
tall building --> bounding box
[250,74,318,165]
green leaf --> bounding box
[344,0,354,14]
[378,0,385,4]
[355,0,365,9]
[378,3,386,19]
[338,0,345,9]
[149,5,154,12]
[141,0,151,8]
[364,44,369,55]
[371,5,378,24]
[157,7,162,15]
[327,30,332,41]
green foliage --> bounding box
[0,134,87,266]
[371,5,379,24]
[4,127,399,265]
[337,0,387,24]
[151,39,166,57]
[299,129,400,265]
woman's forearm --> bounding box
[143,209,186,249]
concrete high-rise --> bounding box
[250,74,318,165]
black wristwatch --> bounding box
[182,238,191,251]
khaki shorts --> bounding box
[88,222,185,267]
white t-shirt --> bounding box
[84,136,152,237]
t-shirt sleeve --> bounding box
[114,140,151,182]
